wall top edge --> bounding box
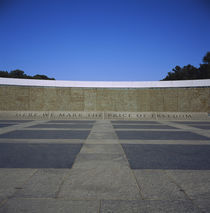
[0,77,210,88]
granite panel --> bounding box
[116,130,209,140]
[189,125,210,130]
[0,130,90,139]
[0,143,82,168]
[0,124,14,128]
[122,144,210,169]
[113,124,177,129]
[28,124,93,129]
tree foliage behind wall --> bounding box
[162,52,210,80]
[0,70,55,80]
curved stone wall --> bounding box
[0,79,209,113]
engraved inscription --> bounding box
[0,111,206,120]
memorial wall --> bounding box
[0,78,209,120]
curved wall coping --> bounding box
[0,77,210,88]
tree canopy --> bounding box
[162,52,210,80]
[0,70,55,80]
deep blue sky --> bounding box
[1,0,210,81]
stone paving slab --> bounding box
[85,139,119,144]
[0,138,85,144]
[100,200,202,213]
[72,153,129,169]
[115,127,182,131]
[0,169,36,204]
[122,144,210,169]
[119,139,210,145]
[0,143,82,168]
[0,130,90,139]
[166,170,210,200]
[23,128,92,131]
[88,132,117,139]
[14,169,69,198]
[133,170,187,200]
[59,168,141,200]
[0,198,99,213]
[58,158,141,200]
[193,199,210,213]
[116,130,209,140]
[80,144,123,154]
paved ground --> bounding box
[0,119,210,212]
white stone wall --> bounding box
[1,77,210,88]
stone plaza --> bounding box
[0,119,210,212]
[0,78,210,212]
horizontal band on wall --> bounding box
[1,77,210,88]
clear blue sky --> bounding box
[1,0,210,81]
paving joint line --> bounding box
[115,129,185,131]
[164,171,191,200]
[164,170,205,213]
[130,169,145,200]
[54,169,72,199]
[10,169,39,199]
[98,200,101,213]
[111,121,144,200]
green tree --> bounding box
[33,74,55,80]
[162,65,198,80]
[181,65,198,80]
[0,71,9,77]
[198,52,210,79]
[9,69,27,78]
[163,66,182,80]
[162,52,210,80]
[0,69,55,80]
[203,52,210,64]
